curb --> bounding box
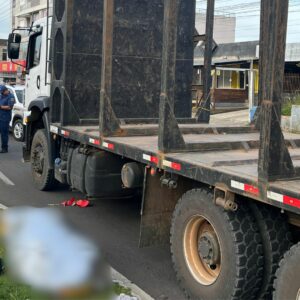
[111,268,154,300]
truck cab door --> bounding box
[25,31,43,108]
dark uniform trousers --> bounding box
[0,120,9,151]
[0,92,14,151]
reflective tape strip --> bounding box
[61,130,70,137]
[89,138,100,146]
[231,180,244,191]
[268,191,300,209]
[50,125,58,134]
[163,160,181,171]
[267,191,283,203]
[103,141,114,150]
[231,180,259,195]
[143,154,158,164]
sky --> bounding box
[0,0,11,39]
[0,1,299,43]
[196,0,300,43]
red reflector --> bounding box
[89,138,100,145]
[244,184,259,195]
[151,156,158,164]
[143,154,158,165]
[283,196,300,209]
[163,160,182,171]
[61,130,70,137]
[172,162,182,171]
[103,142,115,150]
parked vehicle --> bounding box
[7,1,300,299]
[6,85,25,141]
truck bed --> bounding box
[51,123,300,214]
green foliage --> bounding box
[0,275,33,300]
[282,95,300,116]
[113,283,132,296]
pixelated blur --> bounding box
[0,207,121,299]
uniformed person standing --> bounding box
[0,86,15,153]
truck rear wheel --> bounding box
[250,203,292,299]
[31,129,56,191]
[170,188,263,300]
[273,242,300,300]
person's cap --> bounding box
[0,85,8,93]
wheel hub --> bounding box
[14,123,23,139]
[198,231,220,266]
[183,215,222,286]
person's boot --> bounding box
[0,148,8,153]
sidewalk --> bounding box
[210,109,249,125]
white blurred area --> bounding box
[0,207,112,298]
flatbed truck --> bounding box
[7,0,300,299]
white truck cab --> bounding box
[7,16,53,161]
[7,17,52,121]
[24,18,51,117]
[23,17,51,113]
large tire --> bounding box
[170,188,263,300]
[30,129,56,191]
[273,242,300,300]
[12,119,25,142]
[249,203,292,299]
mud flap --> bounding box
[139,168,197,248]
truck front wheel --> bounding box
[273,242,300,300]
[12,119,25,142]
[31,129,56,191]
[170,188,263,300]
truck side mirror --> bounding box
[7,33,22,60]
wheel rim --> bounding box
[14,122,23,139]
[183,215,221,286]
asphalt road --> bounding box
[0,137,186,300]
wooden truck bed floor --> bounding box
[52,123,300,214]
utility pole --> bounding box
[197,0,215,123]
[258,0,295,182]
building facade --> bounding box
[193,41,300,110]
[195,13,236,44]
[12,0,52,29]
[0,39,7,62]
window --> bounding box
[2,48,7,61]
[193,68,204,85]
[33,34,42,67]
[20,40,29,60]
[216,69,246,90]
[15,90,24,104]
[27,32,42,69]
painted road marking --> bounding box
[0,203,153,299]
[0,171,15,186]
